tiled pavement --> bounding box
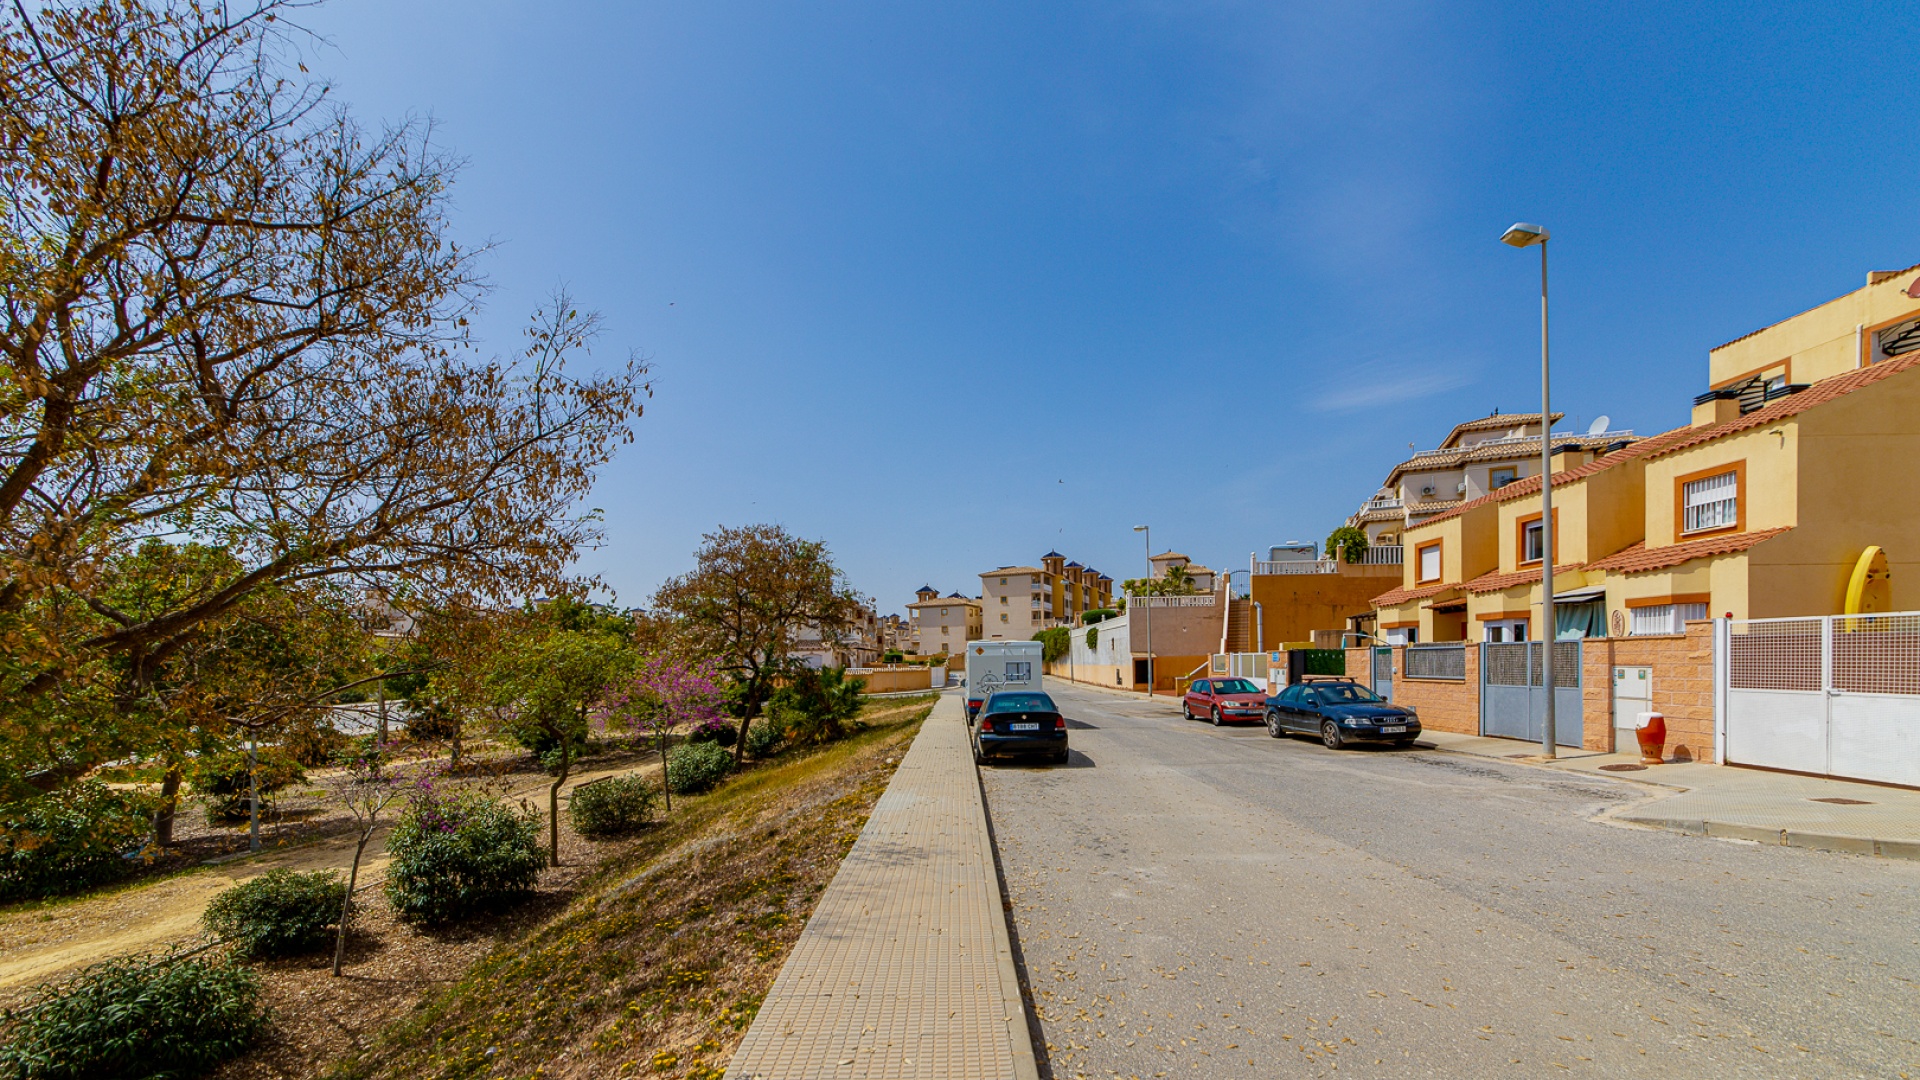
[726,692,1037,1080]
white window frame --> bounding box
[1521,520,1546,564]
[1629,602,1708,636]
[1483,619,1529,643]
[1681,471,1739,534]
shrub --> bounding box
[767,667,864,746]
[744,718,783,759]
[1033,627,1070,663]
[384,789,544,924]
[0,951,265,1079]
[567,775,659,837]
[281,720,349,768]
[189,750,306,822]
[665,741,734,795]
[686,719,738,748]
[0,782,154,903]
[202,868,346,958]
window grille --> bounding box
[1682,472,1738,533]
[1630,602,1707,636]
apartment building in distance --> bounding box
[979,552,1115,639]
[1346,413,1639,549]
[906,586,981,657]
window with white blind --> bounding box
[1417,543,1441,582]
[1630,602,1708,636]
[1682,471,1739,533]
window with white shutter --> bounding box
[1418,543,1441,582]
[1682,471,1739,533]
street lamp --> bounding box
[1134,525,1153,695]
[1501,221,1556,759]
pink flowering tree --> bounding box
[602,655,725,813]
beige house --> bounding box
[1146,551,1214,592]
[906,586,981,656]
[1346,413,1639,551]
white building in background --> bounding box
[907,586,982,656]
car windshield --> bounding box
[986,693,1056,714]
[1212,679,1259,694]
[1313,684,1384,705]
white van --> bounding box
[964,640,1044,721]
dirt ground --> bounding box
[0,742,665,997]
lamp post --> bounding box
[1501,221,1556,758]
[1134,525,1153,695]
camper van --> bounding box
[964,640,1044,721]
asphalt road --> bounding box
[978,682,1920,1080]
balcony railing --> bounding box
[1359,545,1403,565]
[1254,559,1336,575]
[1125,594,1217,607]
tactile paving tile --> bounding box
[726,695,1033,1080]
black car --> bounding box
[972,690,1069,765]
[1264,680,1421,749]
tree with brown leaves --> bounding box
[651,525,865,762]
[0,1,648,796]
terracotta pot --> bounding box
[1635,712,1667,765]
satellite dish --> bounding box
[1587,415,1611,435]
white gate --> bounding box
[1718,613,1920,787]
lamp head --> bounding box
[1133,525,1148,532]
[1501,222,1548,248]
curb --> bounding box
[968,750,1042,1080]
[1616,815,1920,860]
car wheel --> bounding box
[1054,747,1071,765]
[972,740,985,765]
[1210,707,1223,726]
[1266,710,1283,738]
[1182,705,1194,722]
[1393,737,1417,749]
[1321,721,1345,751]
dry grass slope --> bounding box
[327,696,937,1080]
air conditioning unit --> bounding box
[1456,481,1467,494]
[1421,485,1435,496]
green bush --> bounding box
[202,868,345,958]
[744,718,783,759]
[1033,627,1070,663]
[686,720,738,748]
[189,750,305,822]
[0,782,154,903]
[766,667,864,746]
[567,776,659,837]
[0,951,265,1079]
[666,741,734,795]
[384,790,544,925]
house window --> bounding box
[999,613,1008,623]
[1484,619,1528,643]
[1000,595,1008,605]
[1491,467,1517,489]
[1630,603,1708,636]
[1681,471,1739,534]
[1522,520,1545,563]
[1383,626,1417,645]
[1874,315,1920,362]
[1416,542,1442,583]
[940,607,949,616]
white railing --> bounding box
[1254,559,1337,575]
[1360,545,1403,565]
[1126,594,1217,607]
[1364,493,1403,511]
[1404,429,1636,460]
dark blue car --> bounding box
[1264,680,1421,750]
[972,690,1069,765]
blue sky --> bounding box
[299,0,1918,614]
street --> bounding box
[979,682,1920,1079]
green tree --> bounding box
[651,525,865,763]
[487,610,632,866]
[1326,526,1370,564]
[1033,627,1070,664]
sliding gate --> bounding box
[1720,614,1920,787]
[1480,641,1583,747]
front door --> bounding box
[1371,647,1394,702]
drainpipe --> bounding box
[1254,602,1264,653]
[1857,323,1866,369]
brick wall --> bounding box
[1581,623,1715,762]
[1391,645,1480,735]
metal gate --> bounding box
[1372,646,1394,702]
[1480,641,1583,747]
[1718,613,1920,787]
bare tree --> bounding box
[332,746,409,977]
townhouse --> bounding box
[978,552,1115,638]
[906,586,982,657]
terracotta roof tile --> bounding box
[1370,582,1462,607]
[1411,424,1699,531]
[1382,430,1628,485]
[1438,412,1562,447]
[1461,564,1590,595]
[1649,353,1920,459]
[1585,528,1792,574]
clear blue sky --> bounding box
[300,1,1918,615]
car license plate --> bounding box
[1010,722,1039,732]
[1380,725,1407,734]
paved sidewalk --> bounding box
[727,692,1037,1080]
[1422,729,1920,859]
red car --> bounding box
[1182,677,1268,725]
